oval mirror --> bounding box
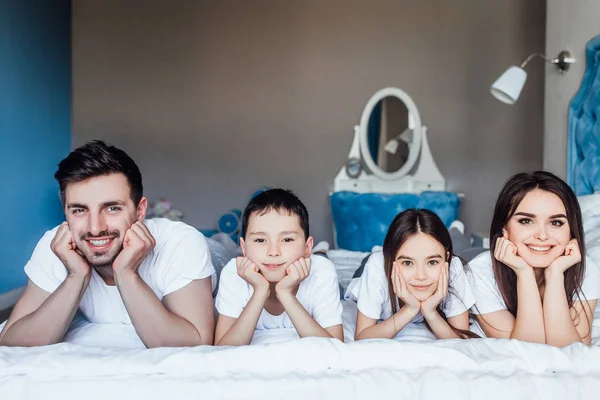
[358,88,422,180]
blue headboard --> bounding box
[568,34,600,195]
[330,191,460,251]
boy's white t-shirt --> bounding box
[346,252,475,338]
[24,218,216,324]
[468,250,600,315]
[215,254,343,330]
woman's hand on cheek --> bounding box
[494,234,532,274]
[548,239,581,274]
[420,262,448,318]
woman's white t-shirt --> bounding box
[346,252,475,339]
[468,250,600,315]
[215,254,343,330]
[24,218,216,325]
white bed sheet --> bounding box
[2,300,600,400]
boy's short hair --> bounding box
[241,189,310,239]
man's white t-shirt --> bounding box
[468,250,600,315]
[215,254,343,330]
[346,252,475,339]
[24,218,215,324]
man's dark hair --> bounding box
[241,189,310,239]
[54,140,143,206]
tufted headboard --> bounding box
[568,34,600,195]
[330,191,460,251]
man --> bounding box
[0,141,215,347]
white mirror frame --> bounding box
[358,87,422,181]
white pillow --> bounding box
[578,193,600,233]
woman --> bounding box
[469,171,600,346]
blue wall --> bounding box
[0,0,71,294]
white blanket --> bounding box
[2,301,600,400]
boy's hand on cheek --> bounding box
[236,257,269,293]
[275,257,311,296]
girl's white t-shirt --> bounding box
[215,254,343,330]
[468,250,600,315]
[346,251,475,339]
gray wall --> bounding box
[72,0,546,243]
[544,0,600,179]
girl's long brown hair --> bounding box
[489,171,587,320]
[383,209,478,339]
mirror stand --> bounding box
[333,87,446,194]
[333,124,445,194]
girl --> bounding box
[469,171,600,346]
[350,209,477,340]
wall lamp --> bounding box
[491,50,575,104]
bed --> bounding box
[4,226,600,399]
[2,299,600,399]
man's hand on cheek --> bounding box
[51,222,90,278]
[112,221,156,278]
[275,257,311,297]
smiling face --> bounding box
[240,209,313,283]
[504,188,571,269]
[64,173,146,268]
[394,232,447,301]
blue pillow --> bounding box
[330,191,460,251]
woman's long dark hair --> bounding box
[383,209,478,339]
[490,171,586,319]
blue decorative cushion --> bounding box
[568,34,600,195]
[330,191,460,251]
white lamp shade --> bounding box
[490,66,527,104]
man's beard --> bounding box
[78,230,122,269]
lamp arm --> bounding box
[519,53,553,69]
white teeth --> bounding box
[528,245,552,252]
[90,239,110,246]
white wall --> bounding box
[545,0,600,178]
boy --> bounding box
[214,189,343,345]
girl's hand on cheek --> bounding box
[420,262,448,318]
[392,262,420,314]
